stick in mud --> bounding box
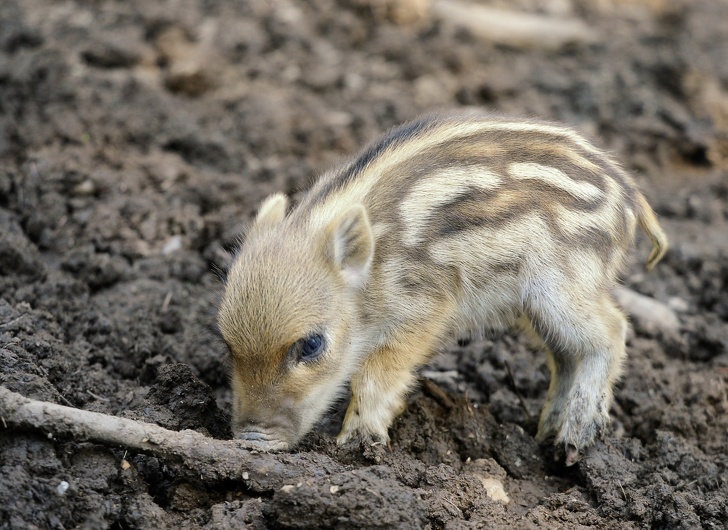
[0,386,343,491]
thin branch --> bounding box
[0,386,343,491]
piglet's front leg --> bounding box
[336,328,442,446]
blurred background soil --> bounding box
[1,0,727,528]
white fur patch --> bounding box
[507,162,604,201]
[400,167,502,246]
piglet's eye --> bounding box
[299,334,325,362]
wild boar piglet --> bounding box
[217,110,667,465]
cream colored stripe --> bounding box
[507,162,603,201]
[310,118,606,230]
[309,121,496,231]
[400,167,503,246]
[428,211,548,267]
[476,120,604,157]
[552,177,624,237]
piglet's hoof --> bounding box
[564,444,582,467]
[550,442,584,467]
[337,430,389,449]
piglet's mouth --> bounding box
[235,430,290,452]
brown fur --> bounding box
[217,110,667,463]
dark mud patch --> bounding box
[2,0,728,528]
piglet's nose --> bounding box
[238,431,268,442]
[235,429,291,451]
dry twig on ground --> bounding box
[432,0,598,50]
[0,386,343,491]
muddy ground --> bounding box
[1,0,727,528]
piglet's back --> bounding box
[292,111,661,291]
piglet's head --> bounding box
[217,194,374,449]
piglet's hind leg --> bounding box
[530,288,627,465]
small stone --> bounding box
[162,236,183,255]
[280,485,295,493]
[389,0,432,25]
[57,481,70,495]
[330,485,340,494]
[479,477,509,503]
[121,460,131,471]
[73,179,95,196]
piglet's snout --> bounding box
[237,431,268,442]
[235,428,292,452]
[233,409,299,451]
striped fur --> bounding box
[217,110,667,464]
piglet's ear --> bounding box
[325,205,374,288]
[255,193,289,228]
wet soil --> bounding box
[1,0,727,528]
